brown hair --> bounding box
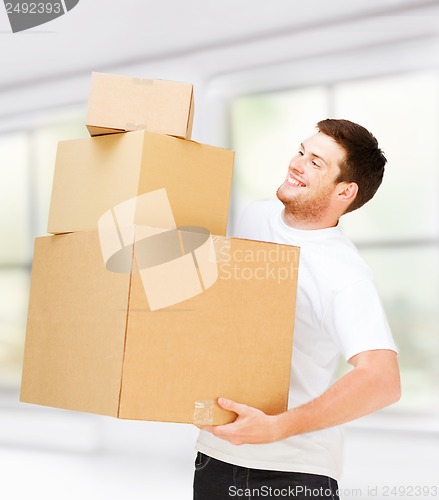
[317,118,387,213]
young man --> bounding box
[193,119,401,499]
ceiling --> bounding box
[1,0,439,91]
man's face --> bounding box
[276,132,347,224]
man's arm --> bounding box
[200,349,400,446]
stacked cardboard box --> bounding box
[86,72,194,138]
[20,73,300,425]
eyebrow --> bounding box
[300,143,329,167]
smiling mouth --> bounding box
[286,174,306,188]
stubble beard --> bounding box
[276,182,333,225]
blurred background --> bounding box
[1,1,439,499]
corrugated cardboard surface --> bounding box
[47,131,234,236]
[120,236,299,424]
[86,72,194,139]
[21,232,299,424]
[20,232,130,417]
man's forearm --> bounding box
[200,350,400,446]
[275,350,401,441]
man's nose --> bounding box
[289,156,305,174]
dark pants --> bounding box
[193,452,340,500]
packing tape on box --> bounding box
[98,189,218,311]
[193,400,214,426]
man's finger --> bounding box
[217,397,248,414]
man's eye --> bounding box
[311,160,320,168]
[298,151,304,156]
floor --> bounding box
[1,393,439,500]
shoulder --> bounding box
[303,229,374,291]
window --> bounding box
[229,86,329,229]
[230,71,439,414]
[0,106,87,386]
[0,133,31,265]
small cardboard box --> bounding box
[86,72,194,139]
[20,229,299,425]
[47,130,234,236]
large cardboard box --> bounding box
[47,130,234,236]
[20,228,299,425]
[86,72,194,139]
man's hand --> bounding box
[199,397,283,445]
[198,350,400,446]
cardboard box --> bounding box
[20,230,299,424]
[47,130,234,236]
[86,72,194,139]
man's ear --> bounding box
[337,182,358,205]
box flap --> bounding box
[86,125,124,136]
[186,87,195,138]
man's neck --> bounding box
[281,209,339,231]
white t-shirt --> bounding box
[196,200,398,480]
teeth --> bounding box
[288,175,305,187]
